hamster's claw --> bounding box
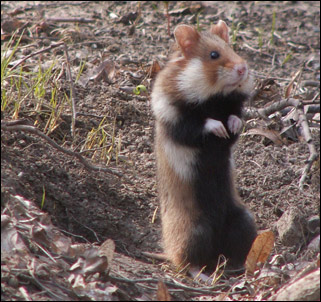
[204,118,230,139]
[227,115,243,135]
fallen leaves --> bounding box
[244,128,284,145]
[1,194,117,301]
[88,60,116,84]
[78,60,116,87]
[245,230,275,275]
[148,60,162,78]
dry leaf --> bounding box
[148,60,161,78]
[285,80,294,99]
[51,233,72,255]
[1,215,27,253]
[99,239,115,265]
[8,8,24,17]
[69,247,108,276]
[31,224,51,247]
[70,258,85,272]
[285,69,302,98]
[89,60,116,83]
[245,231,275,275]
[69,243,87,257]
[244,128,284,145]
[1,18,22,33]
[82,255,108,275]
[78,60,116,87]
[157,280,171,301]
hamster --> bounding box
[151,20,257,274]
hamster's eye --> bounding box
[210,51,220,59]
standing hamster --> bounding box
[151,20,257,273]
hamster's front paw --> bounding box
[204,118,230,139]
[227,115,243,134]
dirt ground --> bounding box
[1,1,320,301]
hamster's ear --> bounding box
[174,25,200,58]
[210,20,229,44]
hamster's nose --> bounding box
[236,64,247,76]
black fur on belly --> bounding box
[166,91,247,148]
[165,91,257,269]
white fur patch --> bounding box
[163,138,198,181]
[176,58,253,102]
[176,58,215,103]
[151,89,179,123]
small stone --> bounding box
[308,235,320,253]
[276,208,306,246]
[307,215,320,234]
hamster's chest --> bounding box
[179,92,244,118]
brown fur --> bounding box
[153,55,187,102]
[155,124,200,267]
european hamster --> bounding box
[151,20,257,274]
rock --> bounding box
[307,235,320,253]
[276,208,306,246]
[271,269,320,301]
[307,215,320,234]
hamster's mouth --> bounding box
[225,74,248,88]
[224,80,242,89]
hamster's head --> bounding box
[173,20,253,103]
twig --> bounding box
[70,213,100,242]
[18,287,32,301]
[1,121,123,177]
[258,98,301,118]
[19,273,72,300]
[109,274,227,295]
[164,2,171,37]
[10,1,94,13]
[141,251,167,261]
[63,43,77,138]
[80,145,114,154]
[60,229,90,243]
[297,105,319,190]
[26,259,68,301]
[301,80,320,88]
[243,98,319,189]
[243,42,273,57]
[243,98,301,120]
[32,241,57,263]
[9,42,65,71]
[46,17,95,23]
[77,112,107,119]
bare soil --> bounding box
[1,1,320,301]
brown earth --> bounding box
[1,1,320,301]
